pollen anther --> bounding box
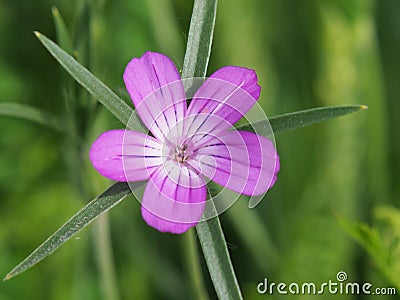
[174,144,189,163]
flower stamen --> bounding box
[174,144,189,163]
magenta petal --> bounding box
[141,163,207,234]
[123,52,186,140]
[186,66,261,133]
[191,130,279,196]
[90,130,162,182]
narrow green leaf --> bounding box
[51,7,74,55]
[237,105,367,134]
[0,102,80,142]
[3,182,137,281]
[34,31,138,128]
[181,0,218,79]
[196,203,242,299]
[0,102,63,131]
[270,104,368,133]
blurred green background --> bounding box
[0,0,399,299]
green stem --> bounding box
[86,2,121,299]
[196,203,242,299]
[94,214,121,300]
[182,0,218,79]
[182,229,210,300]
[181,1,243,298]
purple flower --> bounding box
[90,52,279,234]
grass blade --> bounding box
[237,105,368,134]
[51,7,74,55]
[3,182,138,281]
[34,31,135,127]
[0,102,63,131]
[227,197,279,273]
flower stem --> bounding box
[86,1,121,298]
[182,0,243,298]
[94,213,121,300]
[182,229,210,300]
[73,2,121,299]
[182,0,218,79]
[196,203,243,299]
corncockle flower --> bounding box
[90,51,279,234]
